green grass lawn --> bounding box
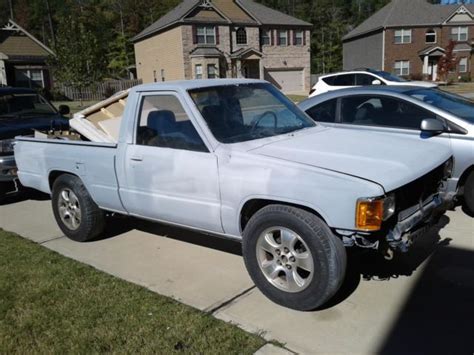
[0,229,265,353]
[440,82,474,95]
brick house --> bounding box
[342,0,474,81]
[0,19,54,89]
[132,0,312,93]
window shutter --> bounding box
[292,30,296,45]
[276,30,280,45]
[216,26,219,45]
[270,29,274,45]
[287,30,290,45]
[192,25,197,44]
[303,30,306,46]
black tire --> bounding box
[51,174,105,242]
[463,171,474,216]
[242,204,347,311]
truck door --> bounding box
[119,92,223,233]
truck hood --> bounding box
[249,127,451,192]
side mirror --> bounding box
[58,105,70,115]
[372,79,382,85]
[421,118,444,133]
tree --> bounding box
[50,15,106,104]
[437,40,458,83]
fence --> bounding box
[57,79,142,101]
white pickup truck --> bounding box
[14,79,454,310]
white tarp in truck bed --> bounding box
[70,90,129,143]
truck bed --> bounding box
[14,136,125,213]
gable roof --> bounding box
[0,19,54,58]
[343,0,474,41]
[132,0,312,43]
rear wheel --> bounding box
[242,204,347,311]
[52,174,105,242]
[463,171,474,216]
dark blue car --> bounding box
[0,87,70,196]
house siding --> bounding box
[134,26,185,83]
[343,31,384,70]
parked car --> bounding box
[0,87,70,197]
[15,79,454,311]
[309,69,437,97]
[299,86,474,215]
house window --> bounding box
[425,29,436,44]
[394,29,412,44]
[14,68,45,88]
[459,57,468,73]
[197,26,216,44]
[195,64,203,79]
[451,26,468,41]
[207,64,217,79]
[394,61,410,76]
[236,27,247,45]
[278,30,288,46]
[294,30,304,45]
[261,29,271,45]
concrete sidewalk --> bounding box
[1,196,473,354]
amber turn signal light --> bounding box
[356,198,384,231]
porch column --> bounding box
[236,59,242,78]
[259,59,264,80]
[0,56,7,86]
[423,55,429,75]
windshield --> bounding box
[372,70,407,82]
[407,88,474,123]
[189,83,315,143]
[0,93,57,118]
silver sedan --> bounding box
[298,86,474,215]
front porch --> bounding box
[420,46,445,81]
[230,48,264,80]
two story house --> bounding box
[0,19,54,89]
[343,0,474,81]
[132,0,312,93]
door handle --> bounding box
[130,155,143,162]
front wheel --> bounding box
[242,205,347,311]
[52,174,105,242]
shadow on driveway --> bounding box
[377,244,474,354]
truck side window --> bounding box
[136,95,208,152]
[305,99,337,123]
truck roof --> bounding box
[132,79,267,93]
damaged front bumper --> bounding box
[337,191,455,253]
[386,191,455,252]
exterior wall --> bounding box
[138,24,311,92]
[134,26,185,83]
[343,31,384,70]
[261,29,311,92]
[231,26,260,50]
[181,24,232,79]
[383,25,473,79]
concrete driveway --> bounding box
[1,193,473,354]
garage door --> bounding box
[265,69,304,93]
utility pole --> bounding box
[8,0,14,19]
[44,0,56,47]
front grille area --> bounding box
[393,161,446,213]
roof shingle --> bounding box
[343,0,474,41]
[132,0,312,42]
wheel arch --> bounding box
[48,170,80,190]
[239,197,331,234]
[457,165,474,193]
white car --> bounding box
[309,69,438,97]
